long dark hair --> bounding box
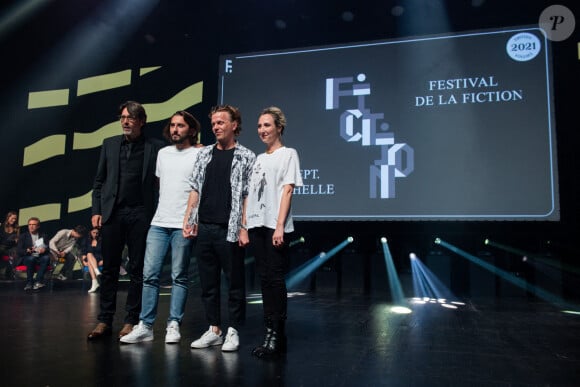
[3,211,19,236]
[162,111,201,145]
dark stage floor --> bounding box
[1,278,579,387]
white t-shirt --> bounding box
[245,146,303,233]
[151,145,200,228]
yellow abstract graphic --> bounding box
[19,203,62,224]
[77,69,132,96]
[68,190,93,214]
[140,66,162,76]
[28,88,69,109]
[73,81,203,150]
[20,68,204,221]
[23,134,66,166]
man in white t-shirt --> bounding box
[120,111,202,344]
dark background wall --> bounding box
[0,0,578,282]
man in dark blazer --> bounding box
[88,100,165,340]
[16,217,51,291]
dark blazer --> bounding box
[16,231,49,258]
[91,135,165,224]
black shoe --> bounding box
[254,320,286,359]
[252,326,273,357]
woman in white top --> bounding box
[241,106,303,359]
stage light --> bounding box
[0,0,49,39]
[409,253,458,307]
[390,306,412,314]
[395,0,452,36]
[562,310,580,316]
[289,236,305,247]
[434,238,441,244]
[381,238,408,308]
[484,238,489,245]
[246,293,263,304]
[22,0,159,96]
[286,237,353,289]
[484,238,528,256]
[380,237,387,243]
[437,238,578,310]
[485,238,580,276]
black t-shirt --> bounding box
[198,146,234,224]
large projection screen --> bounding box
[218,26,559,221]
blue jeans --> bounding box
[140,226,193,326]
[23,254,51,284]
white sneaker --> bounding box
[88,280,99,293]
[119,321,154,344]
[165,321,181,344]
[33,282,46,290]
[221,327,239,352]
[190,326,223,349]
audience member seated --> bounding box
[49,225,87,280]
[0,211,20,279]
[17,217,51,291]
[83,227,103,293]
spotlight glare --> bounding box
[562,310,580,315]
[434,238,441,244]
[409,252,416,259]
[347,236,354,243]
[484,238,489,245]
[522,256,528,262]
[390,306,412,314]
[380,237,387,243]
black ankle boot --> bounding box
[251,327,273,356]
[256,320,286,359]
[252,319,273,357]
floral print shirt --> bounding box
[188,142,256,242]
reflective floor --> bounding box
[1,278,579,387]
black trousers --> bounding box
[98,206,149,325]
[249,227,289,322]
[196,222,246,329]
[59,252,76,279]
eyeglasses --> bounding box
[119,115,137,122]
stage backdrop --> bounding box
[218,26,559,221]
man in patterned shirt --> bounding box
[183,104,255,352]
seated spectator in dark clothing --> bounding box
[0,211,20,279]
[49,225,87,280]
[83,227,103,293]
[17,217,51,291]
